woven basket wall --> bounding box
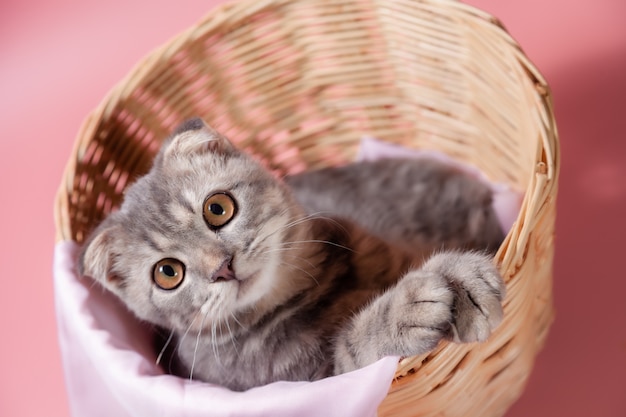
[54,0,559,415]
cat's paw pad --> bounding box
[422,251,505,343]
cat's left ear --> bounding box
[159,117,235,161]
[78,217,126,294]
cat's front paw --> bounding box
[333,251,504,373]
[422,251,505,343]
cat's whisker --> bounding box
[181,311,202,342]
[224,315,240,358]
[280,252,317,270]
[230,312,246,331]
[307,213,350,235]
[248,209,346,260]
[260,246,307,255]
[241,206,296,255]
[156,328,176,366]
[231,314,244,329]
[256,209,329,245]
[176,309,203,356]
[211,311,222,367]
[286,210,351,236]
[285,211,350,234]
[272,206,314,229]
[277,258,320,287]
[263,240,356,254]
[281,212,324,231]
[190,310,209,380]
[247,211,316,251]
[166,308,203,375]
[276,239,355,253]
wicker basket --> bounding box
[54,0,559,415]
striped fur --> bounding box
[79,119,505,391]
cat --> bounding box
[79,118,505,391]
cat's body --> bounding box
[80,118,505,391]
[286,157,504,254]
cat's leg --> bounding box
[333,251,505,374]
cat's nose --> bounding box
[210,257,236,283]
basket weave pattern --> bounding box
[55,0,559,415]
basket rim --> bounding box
[53,0,559,242]
[53,1,560,411]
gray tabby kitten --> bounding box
[79,118,505,391]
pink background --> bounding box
[1,0,624,416]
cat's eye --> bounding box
[153,258,185,290]
[203,191,237,229]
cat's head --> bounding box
[79,118,313,333]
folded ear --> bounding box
[78,218,125,294]
[158,117,235,162]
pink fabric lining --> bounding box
[54,241,399,417]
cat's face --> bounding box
[79,119,311,333]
